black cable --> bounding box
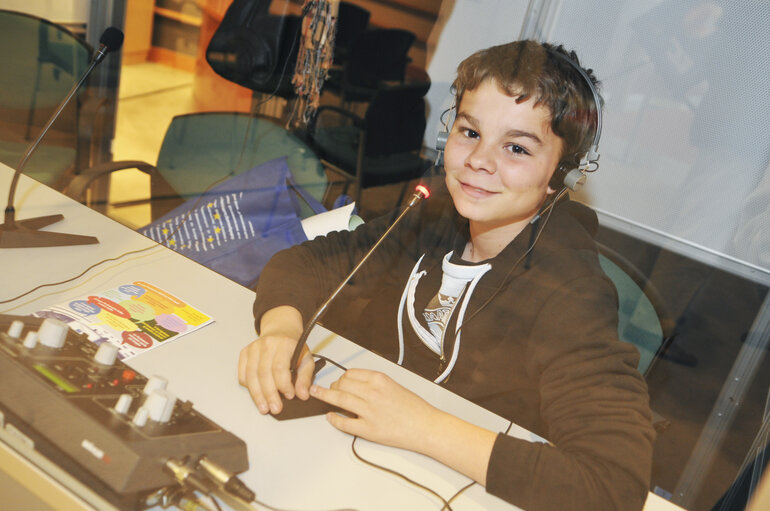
[440,421,514,510]
[351,436,454,511]
[451,187,567,338]
[0,243,163,306]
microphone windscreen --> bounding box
[99,27,124,52]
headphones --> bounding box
[435,47,602,192]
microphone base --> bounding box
[0,214,99,248]
[272,396,356,421]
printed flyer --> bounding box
[34,281,213,360]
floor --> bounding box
[109,62,196,229]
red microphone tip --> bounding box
[415,184,431,199]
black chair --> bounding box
[309,82,431,210]
[332,2,370,66]
[325,28,416,105]
[0,10,102,189]
[206,12,303,120]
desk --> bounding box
[0,164,683,511]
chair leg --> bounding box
[355,130,366,209]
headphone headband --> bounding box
[547,48,602,190]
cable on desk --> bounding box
[0,167,239,308]
[0,243,163,305]
[310,353,463,510]
[440,421,514,510]
[351,436,454,511]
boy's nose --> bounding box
[465,143,496,174]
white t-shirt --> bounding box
[406,252,489,358]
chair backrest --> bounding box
[154,112,328,217]
[363,83,428,157]
[334,2,370,61]
[597,243,672,375]
[0,10,92,186]
[345,28,416,89]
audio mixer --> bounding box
[0,313,248,509]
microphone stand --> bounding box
[274,185,430,420]
[0,42,118,249]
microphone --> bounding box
[0,27,124,249]
[94,26,125,64]
[274,184,431,420]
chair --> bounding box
[324,28,416,105]
[308,82,431,209]
[0,10,100,189]
[596,242,676,376]
[67,112,329,222]
[332,2,370,66]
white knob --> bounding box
[22,331,38,349]
[114,394,133,414]
[145,389,177,423]
[8,320,24,338]
[94,342,119,366]
[132,406,149,427]
[143,375,168,395]
[38,318,69,348]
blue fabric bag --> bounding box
[139,157,326,288]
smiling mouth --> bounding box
[459,182,497,197]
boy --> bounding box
[239,40,655,510]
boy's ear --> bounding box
[548,165,566,191]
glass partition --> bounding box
[1,1,769,510]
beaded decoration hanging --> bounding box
[289,0,339,128]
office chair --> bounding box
[596,242,676,376]
[67,112,329,222]
[324,28,416,106]
[307,82,431,211]
[0,10,102,189]
[332,2,370,67]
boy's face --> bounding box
[444,80,563,237]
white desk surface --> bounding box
[0,165,683,511]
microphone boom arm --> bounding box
[288,187,430,380]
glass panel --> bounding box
[540,1,770,509]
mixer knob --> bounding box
[132,406,149,427]
[145,389,177,423]
[114,394,133,414]
[143,375,168,395]
[22,331,38,349]
[8,320,24,338]
[38,318,69,348]
[94,342,119,366]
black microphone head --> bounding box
[99,27,124,52]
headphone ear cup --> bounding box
[436,130,448,152]
[563,168,586,190]
[549,166,586,191]
[434,129,449,168]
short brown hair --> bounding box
[452,40,602,171]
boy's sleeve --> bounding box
[485,271,655,511]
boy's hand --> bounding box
[309,368,440,452]
[238,306,313,415]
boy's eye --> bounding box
[506,144,530,155]
[460,128,480,139]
